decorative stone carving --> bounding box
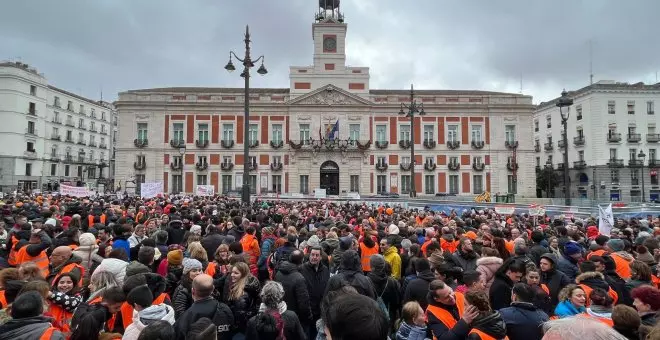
[298,116,311,121]
[297,89,363,106]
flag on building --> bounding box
[598,203,613,236]
[326,120,339,140]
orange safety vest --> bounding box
[505,241,514,255]
[421,239,433,256]
[609,253,632,279]
[586,249,607,260]
[0,290,6,309]
[469,328,509,340]
[652,275,660,289]
[39,326,58,340]
[15,246,49,277]
[540,284,550,295]
[359,243,379,272]
[440,239,459,254]
[48,302,73,336]
[205,262,217,277]
[426,292,465,340]
[579,284,618,306]
[50,262,85,288]
[580,313,614,326]
[119,292,169,330]
[90,296,117,331]
[88,214,106,226]
[7,235,20,266]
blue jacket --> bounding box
[257,237,275,270]
[556,254,579,282]
[396,321,429,340]
[499,302,549,340]
[554,300,585,318]
[111,235,131,261]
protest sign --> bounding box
[141,182,163,198]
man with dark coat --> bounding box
[447,237,479,273]
[174,274,234,340]
[529,231,548,266]
[367,254,401,332]
[499,283,549,340]
[300,246,329,340]
[403,257,436,310]
[325,249,376,300]
[166,217,186,246]
[539,253,571,308]
[274,250,312,327]
[201,221,225,261]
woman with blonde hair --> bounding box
[395,301,428,340]
[187,241,209,271]
[554,284,587,318]
[220,261,260,338]
[86,270,118,302]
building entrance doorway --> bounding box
[320,160,339,195]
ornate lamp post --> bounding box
[398,84,425,198]
[225,25,268,204]
[638,150,646,202]
[556,90,573,206]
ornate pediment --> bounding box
[287,85,373,106]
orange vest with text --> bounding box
[15,246,49,277]
[359,243,379,272]
[426,292,465,340]
[469,328,509,340]
[610,253,632,279]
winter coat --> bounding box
[554,300,585,318]
[300,261,330,320]
[128,234,146,248]
[92,257,128,286]
[604,269,632,306]
[112,235,131,258]
[641,312,659,326]
[165,266,183,296]
[427,297,471,340]
[174,296,234,340]
[73,244,103,280]
[383,246,402,280]
[274,261,312,325]
[625,278,652,291]
[467,311,507,340]
[325,251,377,300]
[240,234,260,276]
[201,230,225,261]
[172,278,193,319]
[499,302,549,340]
[539,254,571,308]
[396,321,429,340]
[556,254,580,282]
[0,316,65,340]
[245,307,306,340]
[368,266,402,329]
[220,275,260,334]
[403,269,435,310]
[166,222,186,246]
[489,272,515,311]
[529,244,548,266]
[227,225,245,242]
[122,304,175,340]
[258,236,276,272]
[448,249,479,273]
[476,257,503,291]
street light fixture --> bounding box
[638,150,646,203]
[225,25,267,204]
[556,89,573,206]
[398,84,425,198]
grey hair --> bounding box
[542,316,628,340]
[260,280,285,308]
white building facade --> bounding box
[115,4,536,198]
[534,81,660,202]
[0,62,117,192]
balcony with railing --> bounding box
[77,140,86,146]
[51,134,61,141]
[78,123,86,130]
[573,160,586,169]
[375,140,388,149]
[99,143,107,149]
[647,133,660,143]
[574,136,585,146]
[51,117,62,124]
[89,141,97,147]
[398,140,411,149]
[557,139,566,148]
[544,142,553,151]
[221,140,234,149]
[448,160,460,171]
[534,144,541,152]
[133,162,146,170]
[248,160,258,171]
[27,108,37,116]
[607,158,624,167]
[423,139,436,149]
[607,132,621,142]
[196,139,209,148]
[65,120,75,127]
[195,162,208,171]
[134,139,148,148]
[64,155,73,163]
[447,140,460,149]
[376,161,388,172]
[170,162,183,171]
[649,159,659,167]
[49,153,60,162]
[221,162,234,171]
[507,160,519,171]
[628,159,644,167]
[100,129,108,135]
[505,140,519,149]
[270,162,283,171]
[248,140,259,148]
[557,163,565,171]
[424,161,436,171]
[270,140,284,149]
[23,150,37,159]
[471,140,484,149]
[472,161,485,171]
[627,133,641,143]
[400,162,412,171]
[170,139,185,148]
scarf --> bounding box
[258,301,287,314]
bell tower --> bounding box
[312,0,347,70]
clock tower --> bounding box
[289,0,370,96]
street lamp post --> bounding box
[178,147,185,193]
[556,90,573,206]
[225,25,268,204]
[638,150,646,202]
[398,84,425,198]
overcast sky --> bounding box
[1,0,659,104]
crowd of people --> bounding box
[0,194,659,340]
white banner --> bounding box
[598,203,614,236]
[314,188,327,199]
[141,182,163,198]
[195,185,215,196]
[528,204,546,216]
[60,184,91,197]
[495,205,515,215]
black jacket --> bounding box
[174,296,234,340]
[467,311,507,340]
[368,266,402,329]
[172,278,193,319]
[604,270,632,306]
[403,269,435,310]
[539,254,571,308]
[201,230,225,260]
[245,310,307,340]
[427,296,471,340]
[489,272,515,311]
[0,316,65,340]
[448,249,479,273]
[166,221,186,246]
[219,274,260,334]
[499,302,549,340]
[227,225,245,242]
[300,261,330,320]
[274,261,312,324]
[325,250,377,300]
[529,244,548,266]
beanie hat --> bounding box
[127,285,154,308]
[595,235,609,246]
[190,225,202,235]
[369,254,386,273]
[167,249,183,266]
[564,242,582,256]
[182,258,202,275]
[306,235,321,249]
[586,226,599,239]
[607,239,625,252]
[387,224,400,235]
[339,236,352,251]
[540,253,557,265]
[78,232,97,247]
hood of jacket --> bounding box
[0,316,54,340]
[277,261,300,275]
[576,271,610,290]
[471,311,507,339]
[339,250,361,273]
[383,245,398,257]
[476,256,503,268]
[613,251,634,262]
[125,261,151,278]
[145,273,168,297]
[396,321,427,339]
[416,269,436,282]
[137,303,175,326]
[322,237,339,250]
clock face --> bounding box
[323,37,337,52]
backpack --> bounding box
[376,279,391,324]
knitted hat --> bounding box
[464,231,477,240]
[387,224,400,235]
[167,249,183,266]
[190,225,202,235]
[607,239,625,252]
[182,258,202,275]
[369,254,386,273]
[127,285,154,308]
[306,235,321,248]
[564,242,582,256]
[78,232,97,247]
